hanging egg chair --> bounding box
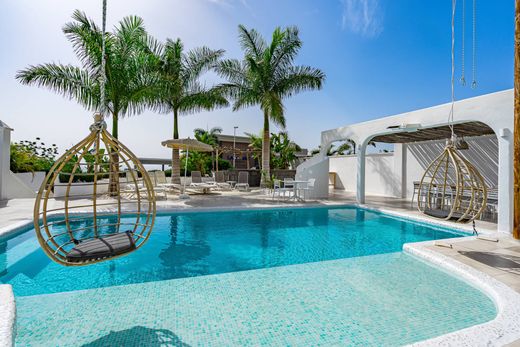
[417,137,487,223]
[33,114,156,266]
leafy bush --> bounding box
[10,138,58,173]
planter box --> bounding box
[53,179,109,199]
[14,171,46,192]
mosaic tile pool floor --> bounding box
[16,253,495,346]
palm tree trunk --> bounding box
[171,109,181,184]
[261,110,270,185]
[109,111,120,195]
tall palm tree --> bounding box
[151,39,228,184]
[216,25,325,183]
[16,10,157,138]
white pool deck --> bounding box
[1,189,520,346]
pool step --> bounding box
[9,273,45,296]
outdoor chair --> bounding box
[148,171,168,199]
[283,177,295,189]
[214,171,232,190]
[154,171,181,194]
[235,171,250,191]
[190,171,203,184]
[298,178,315,201]
[272,179,291,200]
[484,186,498,222]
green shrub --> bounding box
[10,138,57,173]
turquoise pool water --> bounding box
[1,206,496,346]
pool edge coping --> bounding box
[0,284,15,347]
[404,241,520,346]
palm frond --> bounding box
[16,63,97,110]
[182,46,224,84]
[238,25,266,60]
[62,10,103,73]
[274,65,325,97]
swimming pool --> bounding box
[1,206,496,346]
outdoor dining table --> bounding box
[287,180,310,201]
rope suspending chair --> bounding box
[417,137,487,223]
[417,0,487,224]
[33,114,156,266]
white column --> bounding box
[356,143,366,204]
[0,123,12,201]
[393,144,408,198]
[497,129,513,234]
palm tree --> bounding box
[270,132,301,169]
[194,127,222,147]
[151,39,228,184]
[194,126,222,171]
[311,139,376,156]
[216,25,325,184]
[16,10,157,138]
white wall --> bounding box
[330,135,499,200]
[330,153,400,197]
[406,135,498,199]
[0,120,36,200]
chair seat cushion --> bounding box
[424,209,471,222]
[66,231,136,263]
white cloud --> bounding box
[341,0,383,38]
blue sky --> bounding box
[0,0,514,157]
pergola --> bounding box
[296,90,513,234]
[371,121,494,143]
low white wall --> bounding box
[13,172,45,192]
[53,179,110,198]
[330,153,400,197]
[295,155,330,198]
[4,172,36,199]
[330,135,498,200]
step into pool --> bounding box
[0,206,496,346]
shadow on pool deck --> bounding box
[81,326,191,347]
[458,250,520,275]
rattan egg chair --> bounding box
[33,114,156,266]
[417,138,487,223]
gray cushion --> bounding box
[424,209,470,222]
[66,231,136,263]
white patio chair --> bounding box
[298,178,315,201]
[272,179,291,200]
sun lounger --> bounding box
[235,171,249,191]
[214,171,232,190]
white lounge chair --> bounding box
[154,171,182,193]
[235,171,250,191]
[189,171,216,194]
[214,171,232,190]
[148,171,168,199]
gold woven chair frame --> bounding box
[417,141,487,223]
[33,115,156,266]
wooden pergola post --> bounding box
[514,0,520,239]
